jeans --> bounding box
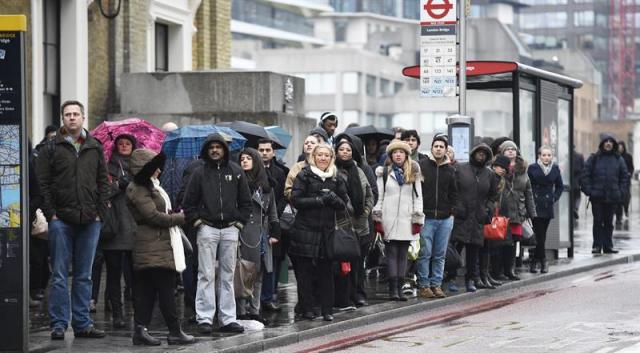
[591,201,615,250]
[195,225,238,326]
[417,217,453,288]
[48,219,101,331]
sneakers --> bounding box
[603,248,619,254]
[51,327,65,340]
[447,282,459,292]
[74,325,106,338]
[431,286,446,298]
[219,322,244,333]
[197,323,212,334]
[418,287,435,298]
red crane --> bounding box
[608,0,636,119]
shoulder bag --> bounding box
[483,205,509,241]
[326,211,361,261]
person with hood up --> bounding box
[100,134,137,328]
[126,149,195,346]
[416,135,458,299]
[450,143,498,293]
[615,141,634,224]
[581,134,629,254]
[289,143,351,322]
[318,112,339,145]
[373,140,424,301]
[333,140,374,309]
[182,133,252,334]
[493,141,536,281]
[236,148,281,323]
[527,145,563,274]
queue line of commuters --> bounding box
[31,101,630,346]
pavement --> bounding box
[28,186,640,352]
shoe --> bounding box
[388,277,399,301]
[418,287,435,299]
[540,261,549,273]
[355,299,367,307]
[51,327,65,340]
[132,325,161,346]
[486,274,502,287]
[529,260,538,273]
[592,247,602,254]
[323,314,334,321]
[465,280,477,292]
[262,301,281,312]
[478,275,496,289]
[89,299,97,313]
[74,325,106,338]
[197,323,212,334]
[302,312,316,320]
[493,274,508,281]
[505,271,521,281]
[168,327,196,345]
[432,286,446,298]
[397,282,408,301]
[219,322,244,334]
[603,248,619,254]
[401,282,414,295]
[447,282,459,292]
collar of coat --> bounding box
[427,152,450,166]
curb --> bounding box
[192,253,640,353]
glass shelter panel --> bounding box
[519,89,536,163]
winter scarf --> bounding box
[310,165,336,181]
[537,159,552,176]
[392,163,405,186]
[336,158,364,216]
[108,153,132,178]
[152,177,185,272]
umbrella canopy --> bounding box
[344,125,394,142]
[266,125,292,159]
[162,125,247,158]
[217,121,285,149]
[91,118,165,162]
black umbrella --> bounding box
[216,121,286,149]
[344,125,394,142]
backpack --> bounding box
[382,165,418,197]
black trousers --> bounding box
[103,250,133,310]
[592,201,615,250]
[291,255,334,315]
[91,248,104,302]
[29,237,50,295]
[386,240,410,279]
[456,242,479,281]
[133,268,179,331]
[532,218,551,260]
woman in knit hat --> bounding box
[372,140,424,301]
[126,150,195,346]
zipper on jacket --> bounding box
[218,164,224,222]
[434,164,439,217]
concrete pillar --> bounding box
[60,0,88,125]
[31,0,45,142]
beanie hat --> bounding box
[386,139,412,156]
[431,134,449,149]
[309,127,329,142]
[493,155,511,170]
[499,140,518,154]
[320,111,338,122]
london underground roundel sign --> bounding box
[420,0,457,24]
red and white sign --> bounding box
[420,0,457,25]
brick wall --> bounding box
[211,0,231,69]
[87,2,110,126]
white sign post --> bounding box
[420,0,458,98]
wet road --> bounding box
[268,262,640,353]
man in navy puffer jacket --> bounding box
[581,134,629,254]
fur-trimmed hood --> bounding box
[131,149,166,188]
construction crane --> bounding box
[608,0,637,119]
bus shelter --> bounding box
[403,61,583,258]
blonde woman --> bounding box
[373,140,424,301]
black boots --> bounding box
[112,303,126,329]
[486,273,502,286]
[529,259,538,273]
[478,250,496,289]
[388,277,399,301]
[167,324,196,345]
[503,245,520,281]
[540,260,548,273]
[132,325,161,346]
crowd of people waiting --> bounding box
[28,100,633,346]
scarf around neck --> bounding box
[392,163,405,186]
[310,165,335,181]
[152,177,173,212]
[537,159,552,176]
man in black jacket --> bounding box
[36,100,109,340]
[416,136,458,299]
[183,134,252,334]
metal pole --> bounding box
[459,0,467,115]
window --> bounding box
[155,23,169,72]
[366,75,376,97]
[394,82,404,94]
[334,20,347,42]
[596,13,607,27]
[403,0,420,19]
[574,11,594,27]
[519,90,536,163]
[377,114,392,128]
[520,12,567,29]
[342,72,359,94]
[342,111,360,127]
[380,79,391,97]
[521,0,567,4]
[393,113,414,128]
[301,73,336,95]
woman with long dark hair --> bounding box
[236,148,280,322]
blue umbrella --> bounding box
[162,125,247,158]
[266,126,292,159]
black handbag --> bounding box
[326,212,361,261]
[444,243,462,274]
[100,205,119,242]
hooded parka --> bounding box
[581,135,630,204]
[501,156,537,224]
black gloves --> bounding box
[118,175,131,190]
[321,191,339,206]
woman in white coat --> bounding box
[373,140,424,301]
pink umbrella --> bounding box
[91,118,166,162]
